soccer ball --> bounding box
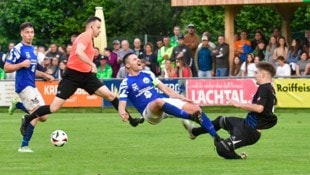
[50,130,68,147]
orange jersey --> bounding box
[234,40,251,51]
[67,31,94,72]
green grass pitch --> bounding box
[0,109,309,175]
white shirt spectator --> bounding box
[276,63,291,76]
[241,62,257,77]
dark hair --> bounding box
[122,52,135,65]
[231,56,242,76]
[20,22,34,31]
[277,56,285,61]
[256,62,276,77]
[144,42,154,51]
[289,38,301,57]
[86,16,101,25]
[104,47,113,52]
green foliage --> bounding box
[181,6,225,39]
[235,6,281,37]
[0,1,309,50]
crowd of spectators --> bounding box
[1,25,310,80]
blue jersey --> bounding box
[119,71,163,114]
[6,42,38,93]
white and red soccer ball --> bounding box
[50,130,68,147]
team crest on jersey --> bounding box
[25,52,31,59]
[132,83,139,91]
[143,77,150,84]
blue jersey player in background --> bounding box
[4,22,54,152]
[118,53,221,143]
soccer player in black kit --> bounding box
[183,61,278,159]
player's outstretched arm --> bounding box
[156,81,192,102]
[35,70,54,81]
[227,99,264,113]
[118,100,129,122]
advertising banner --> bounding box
[274,78,310,108]
[0,81,17,106]
[36,81,101,107]
[186,79,257,106]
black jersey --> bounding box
[245,83,277,129]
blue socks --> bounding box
[200,112,218,138]
[162,103,191,119]
[21,124,35,147]
[16,102,29,114]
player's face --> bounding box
[20,27,34,45]
[255,69,265,85]
[128,54,142,71]
[92,21,101,38]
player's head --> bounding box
[123,52,142,72]
[255,62,276,84]
[20,22,34,45]
[86,16,101,38]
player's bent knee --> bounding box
[39,115,48,122]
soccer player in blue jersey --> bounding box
[118,53,221,142]
[4,22,54,152]
[183,62,278,159]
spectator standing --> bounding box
[198,32,216,49]
[251,31,266,50]
[4,42,16,79]
[93,47,103,67]
[241,53,256,77]
[153,37,164,75]
[170,26,181,47]
[286,38,302,64]
[96,56,112,79]
[234,31,252,62]
[272,26,282,41]
[104,47,119,78]
[273,36,288,62]
[276,56,291,77]
[184,24,199,59]
[212,35,229,77]
[157,36,173,74]
[45,43,66,61]
[112,40,121,56]
[265,36,278,66]
[171,34,191,68]
[49,57,60,79]
[118,40,133,65]
[58,60,67,79]
[195,36,213,78]
[35,46,46,65]
[133,38,144,58]
[116,66,127,79]
[141,42,159,76]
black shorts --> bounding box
[220,116,261,149]
[56,68,104,100]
